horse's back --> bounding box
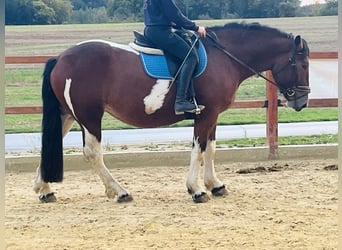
[50,41,143,102]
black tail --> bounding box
[40,57,63,182]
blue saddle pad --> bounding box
[139,41,207,79]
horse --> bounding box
[33,22,310,203]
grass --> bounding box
[217,134,337,148]
[5,68,42,84]
[6,85,41,106]
[5,107,338,134]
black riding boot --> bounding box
[175,60,203,115]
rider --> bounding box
[143,0,206,115]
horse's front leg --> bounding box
[203,140,228,197]
[186,138,210,203]
[83,129,133,203]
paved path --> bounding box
[5,121,338,152]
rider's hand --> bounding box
[197,26,206,37]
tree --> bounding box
[208,0,229,19]
[6,0,332,25]
[42,0,73,24]
[320,0,338,15]
[107,0,143,21]
[175,0,230,19]
[70,0,86,10]
[71,7,110,23]
[5,0,34,25]
[278,0,301,17]
[224,0,252,18]
[71,0,108,10]
[5,0,72,24]
[32,0,55,24]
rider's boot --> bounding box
[187,79,205,113]
[174,59,204,115]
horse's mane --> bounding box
[208,22,290,38]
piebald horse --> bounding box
[34,22,310,203]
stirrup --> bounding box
[175,108,197,115]
[175,105,205,115]
[192,98,205,115]
[174,98,205,115]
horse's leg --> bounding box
[186,137,210,203]
[33,167,56,202]
[33,114,75,202]
[187,120,228,203]
[203,139,228,197]
[82,127,133,203]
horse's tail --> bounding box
[40,57,63,183]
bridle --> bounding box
[205,31,310,101]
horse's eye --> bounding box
[302,64,308,70]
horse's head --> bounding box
[271,35,310,111]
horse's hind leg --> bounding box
[82,128,133,203]
[33,114,75,202]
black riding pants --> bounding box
[144,26,199,65]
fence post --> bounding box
[266,71,279,160]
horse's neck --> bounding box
[219,31,291,79]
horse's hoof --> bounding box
[192,192,210,203]
[117,193,134,203]
[211,185,228,197]
[39,192,57,203]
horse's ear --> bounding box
[295,35,303,49]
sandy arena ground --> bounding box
[5,158,337,249]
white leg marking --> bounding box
[186,138,206,195]
[143,79,171,114]
[83,127,130,199]
[203,140,223,191]
[61,114,75,136]
[33,166,52,195]
[64,78,78,119]
[33,114,75,197]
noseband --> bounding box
[206,32,311,100]
[282,85,310,101]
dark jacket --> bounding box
[144,0,198,31]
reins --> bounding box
[205,30,310,100]
[168,34,200,89]
[205,31,279,87]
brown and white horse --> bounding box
[33,22,310,203]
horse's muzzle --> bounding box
[286,94,308,112]
[282,85,310,112]
[294,102,307,112]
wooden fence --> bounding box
[5,52,338,159]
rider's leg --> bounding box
[174,54,198,114]
[144,26,204,114]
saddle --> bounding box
[129,31,207,80]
